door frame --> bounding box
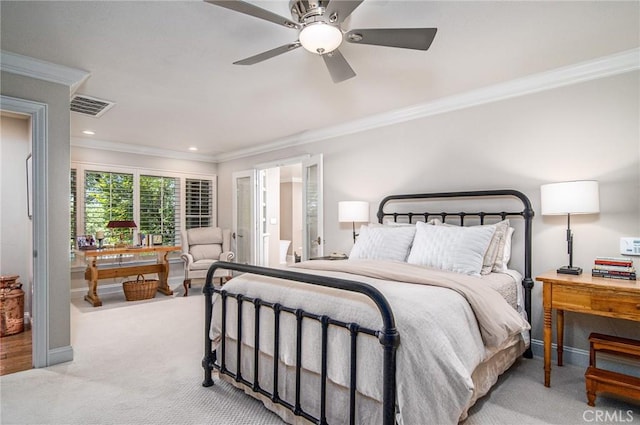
[255,156,305,267]
[1,95,49,368]
[232,169,257,265]
[248,154,324,263]
[301,154,324,260]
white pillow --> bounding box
[434,219,510,275]
[493,226,515,272]
[348,225,417,262]
[481,220,510,275]
[407,221,496,276]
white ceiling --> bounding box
[1,1,638,162]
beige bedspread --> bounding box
[294,260,528,348]
[210,260,530,424]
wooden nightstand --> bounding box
[535,271,640,388]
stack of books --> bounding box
[592,257,636,281]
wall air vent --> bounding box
[70,94,115,118]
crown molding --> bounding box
[9,48,638,164]
[70,137,218,163]
[1,50,90,94]
[213,47,640,163]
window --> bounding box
[185,178,213,229]
[71,162,216,250]
[84,170,134,245]
[70,169,77,250]
[139,175,179,245]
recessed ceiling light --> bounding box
[82,130,95,135]
[188,147,198,151]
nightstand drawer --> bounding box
[553,285,640,320]
[552,285,592,311]
[591,292,640,320]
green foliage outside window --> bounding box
[71,166,213,250]
[85,171,134,245]
[139,175,178,245]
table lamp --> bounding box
[338,201,369,243]
[540,180,599,275]
[95,230,105,249]
[106,220,137,247]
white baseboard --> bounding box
[48,345,74,366]
[531,338,590,367]
[530,338,639,376]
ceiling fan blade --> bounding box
[234,42,302,65]
[205,0,301,29]
[322,49,356,83]
[345,28,437,50]
[324,0,364,24]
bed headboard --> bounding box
[376,189,534,357]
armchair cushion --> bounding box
[190,259,217,271]
[191,244,223,262]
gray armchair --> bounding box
[180,227,234,296]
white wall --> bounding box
[216,71,640,357]
[2,71,74,358]
[0,114,32,317]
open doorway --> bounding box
[232,155,323,267]
[1,96,50,369]
[259,164,303,267]
[0,111,33,374]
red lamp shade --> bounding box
[106,220,137,229]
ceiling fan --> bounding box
[205,0,437,83]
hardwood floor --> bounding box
[0,328,32,376]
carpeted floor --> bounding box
[1,289,637,425]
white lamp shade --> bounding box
[299,23,343,54]
[540,180,600,215]
[338,201,369,223]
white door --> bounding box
[302,154,323,260]
[232,170,257,265]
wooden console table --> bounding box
[536,271,640,388]
[77,246,181,307]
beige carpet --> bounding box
[69,286,179,313]
[1,291,638,425]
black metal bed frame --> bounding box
[202,190,534,425]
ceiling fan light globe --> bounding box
[299,23,342,54]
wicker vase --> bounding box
[0,275,25,337]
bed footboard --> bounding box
[202,261,399,425]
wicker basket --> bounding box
[122,274,158,301]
